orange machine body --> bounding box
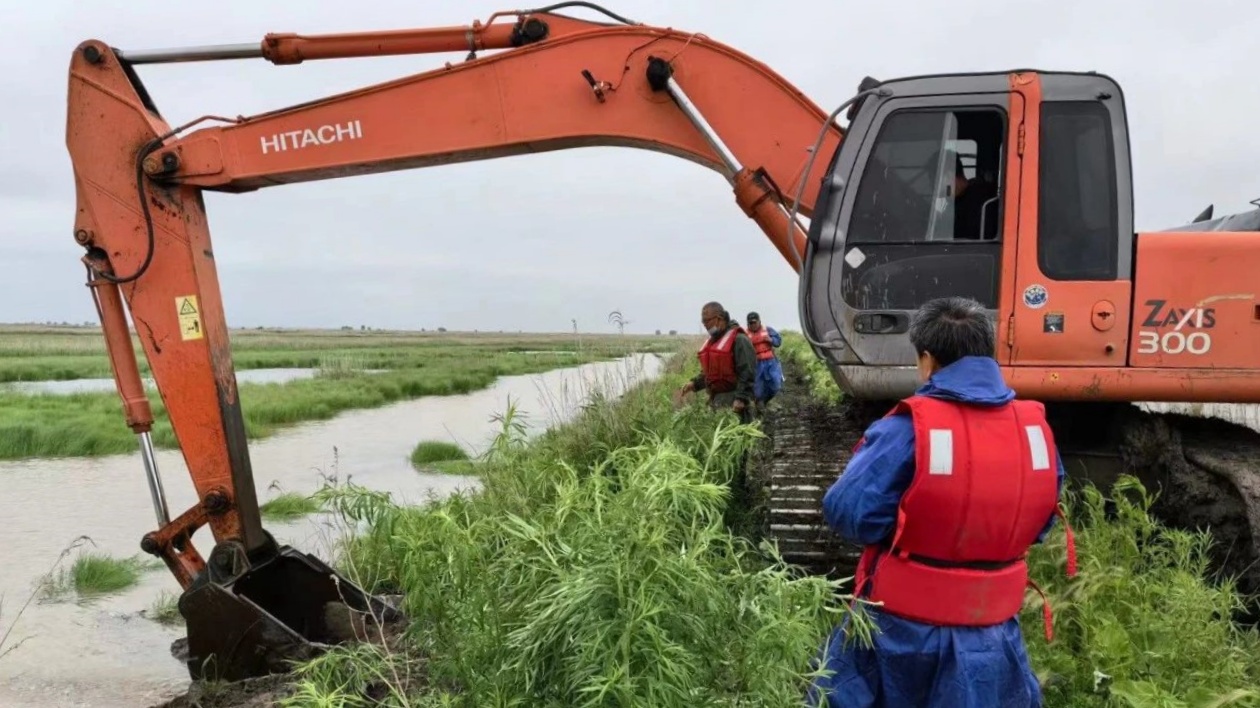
[65,10,837,584]
[64,6,1260,627]
[816,71,1260,405]
[998,73,1260,401]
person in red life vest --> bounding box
[677,301,756,424]
[745,311,784,409]
[806,296,1072,708]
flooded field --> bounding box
[0,354,664,708]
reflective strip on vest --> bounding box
[857,394,1061,628]
[927,425,1053,476]
[928,429,953,475]
[1026,425,1051,470]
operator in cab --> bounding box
[953,155,998,240]
[807,296,1072,708]
[677,301,756,424]
[745,311,784,411]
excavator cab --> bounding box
[800,71,1138,400]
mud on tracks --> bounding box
[1116,407,1260,603]
[743,358,887,580]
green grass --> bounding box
[289,346,870,705]
[409,441,470,466]
[1023,476,1260,706]
[42,552,159,599]
[0,329,687,460]
[778,332,843,404]
[146,590,183,626]
[0,326,683,383]
[260,492,322,521]
[411,440,480,476]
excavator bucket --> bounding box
[176,544,402,682]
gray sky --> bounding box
[2,1,1257,334]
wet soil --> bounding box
[152,675,296,708]
[1116,406,1260,601]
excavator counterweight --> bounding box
[65,3,1260,682]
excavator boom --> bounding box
[66,6,838,680]
[67,4,1260,685]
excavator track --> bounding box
[754,357,1260,606]
[1103,403,1260,602]
[748,359,885,580]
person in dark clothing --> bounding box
[953,156,998,240]
[677,301,756,424]
[745,311,784,410]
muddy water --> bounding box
[0,354,663,708]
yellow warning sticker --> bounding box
[176,295,203,341]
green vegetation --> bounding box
[265,340,1260,707]
[260,492,323,521]
[293,349,868,705]
[0,325,681,383]
[146,590,183,626]
[778,332,843,403]
[410,440,479,476]
[1023,476,1260,706]
[0,328,683,460]
[42,552,159,599]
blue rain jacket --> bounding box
[806,355,1065,708]
[753,326,784,401]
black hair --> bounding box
[907,296,994,366]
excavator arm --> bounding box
[65,5,841,680]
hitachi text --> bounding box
[260,121,362,154]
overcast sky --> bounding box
[2,1,1257,334]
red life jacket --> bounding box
[749,327,776,360]
[697,326,746,393]
[851,394,1077,641]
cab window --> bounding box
[840,107,1006,310]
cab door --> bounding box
[800,80,1022,368]
[1006,74,1134,366]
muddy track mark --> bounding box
[746,357,888,581]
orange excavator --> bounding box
[66,3,1260,682]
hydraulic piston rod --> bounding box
[116,43,264,65]
[646,56,809,267]
[84,264,170,526]
[650,59,744,180]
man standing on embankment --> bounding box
[745,311,783,412]
[676,301,756,424]
[806,296,1074,708]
